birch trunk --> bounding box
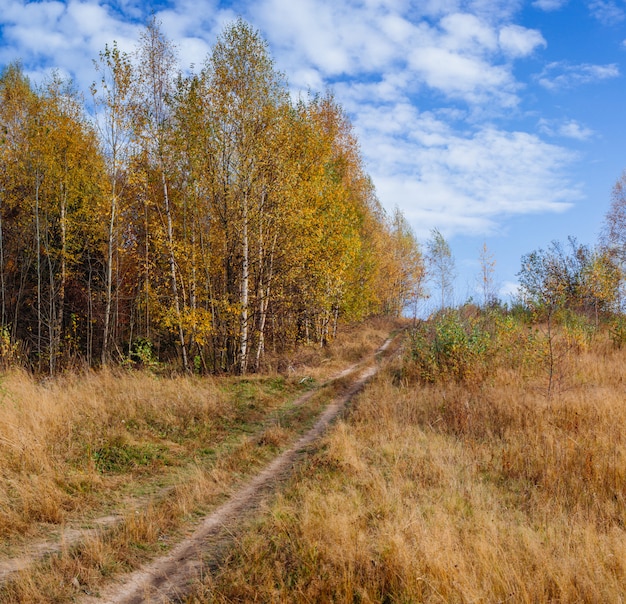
[162,171,189,372]
[102,189,116,364]
[239,190,249,374]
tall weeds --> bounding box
[191,313,626,603]
[0,369,230,538]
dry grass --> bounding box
[189,327,626,603]
[0,368,228,539]
[267,317,407,379]
[0,368,310,600]
[0,317,401,601]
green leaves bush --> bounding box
[609,315,626,348]
[405,306,605,389]
[407,310,492,384]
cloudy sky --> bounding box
[1,0,625,305]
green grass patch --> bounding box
[93,439,171,474]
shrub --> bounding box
[407,311,491,384]
[557,308,596,353]
[609,315,626,348]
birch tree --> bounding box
[0,64,39,363]
[204,18,289,373]
[134,19,189,371]
[478,241,497,308]
[91,42,134,364]
[427,228,455,310]
[38,74,105,371]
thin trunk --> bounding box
[87,253,93,366]
[13,255,32,343]
[128,304,135,359]
[114,207,120,351]
[189,213,198,362]
[200,225,218,372]
[190,213,197,311]
[162,171,189,371]
[56,182,67,370]
[46,224,55,375]
[255,231,277,372]
[239,190,249,374]
[102,188,116,364]
[546,309,554,400]
[35,174,42,373]
[0,194,5,328]
[144,194,150,340]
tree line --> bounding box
[515,173,626,323]
[0,19,424,374]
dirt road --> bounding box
[81,335,398,603]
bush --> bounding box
[609,315,626,349]
[558,308,596,353]
[407,310,491,384]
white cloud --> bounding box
[254,1,528,108]
[0,0,140,87]
[0,0,585,268]
[466,0,525,22]
[351,100,579,238]
[532,0,568,10]
[559,120,594,140]
[499,280,521,300]
[250,0,417,80]
[589,0,626,24]
[240,0,581,239]
[539,118,594,140]
[409,46,518,105]
[439,13,498,52]
[499,25,546,57]
[538,61,620,90]
[0,0,239,88]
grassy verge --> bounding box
[0,318,400,602]
[187,321,626,603]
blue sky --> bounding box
[1,0,625,308]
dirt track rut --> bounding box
[81,335,397,603]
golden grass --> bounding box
[190,330,626,603]
[0,317,401,601]
[269,316,407,379]
[0,368,229,538]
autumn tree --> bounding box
[478,241,497,308]
[0,65,106,371]
[37,75,106,371]
[517,237,617,320]
[581,249,620,323]
[602,170,626,261]
[0,20,426,374]
[427,228,455,310]
[0,63,36,344]
[91,41,135,364]
[518,239,580,313]
[202,18,290,372]
[601,170,626,310]
[292,94,366,342]
[379,208,425,317]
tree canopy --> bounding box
[0,20,423,373]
